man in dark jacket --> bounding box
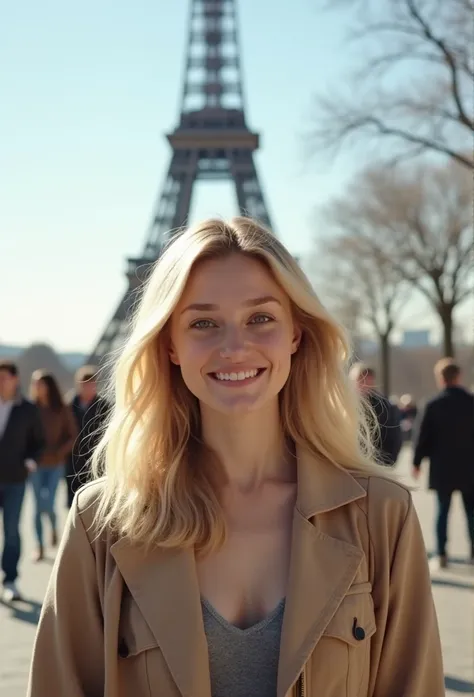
[0,361,45,601]
[413,358,474,569]
[65,365,109,508]
[350,362,402,466]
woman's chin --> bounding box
[200,392,272,418]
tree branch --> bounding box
[357,115,473,169]
[405,0,473,128]
[309,0,474,170]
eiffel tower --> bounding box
[88,0,274,365]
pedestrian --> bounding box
[28,218,444,696]
[399,394,418,442]
[29,370,77,561]
[65,365,109,507]
[413,357,474,569]
[350,362,402,466]
[0,360,44,602]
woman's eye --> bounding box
[190,315,273,329]
[190,319,216,329]
[250,314,273,325]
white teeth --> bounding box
[214,369,260,382]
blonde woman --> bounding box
[28,218,444,697]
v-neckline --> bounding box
[201,596,286,636]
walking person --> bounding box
[29,370,77,561]
[65,365,109,508]
[349,363,402,466]
[413,358,474,569]
[29,218,444,696]
[398,394,418,443]
[0,361,44,602]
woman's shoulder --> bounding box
[73,478,109,541]
[75,477,106,505]
[352,470,411,500]
[350,469,413,529]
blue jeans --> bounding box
[0,482,26,584]
[30,465,64,546]
[436,490,474,557]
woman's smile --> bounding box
[208,367,267,386]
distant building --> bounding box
[401,330,431,348]
[0,344,23,358]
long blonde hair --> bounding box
[92,217,380,553]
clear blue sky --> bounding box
[0,0,460,353]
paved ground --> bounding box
[1,445,473,696]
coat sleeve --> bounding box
[378,400,402,465]
[368,480,445,697]
[413,402,434,468]
[27,496,104,697]
[57,405,79,461]
[26,404,46,463]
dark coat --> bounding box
[413,386,474,493]
[0,397,45,484]
[367,392,402,466]
[65,394,109,499]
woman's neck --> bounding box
[200,401,294,491]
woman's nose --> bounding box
[219,327,249,359]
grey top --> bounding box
[202,597,285,697]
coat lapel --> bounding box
[111,446,367,697]
[111,540,211,697]
[277,448,367,697]
[0,395,22,442]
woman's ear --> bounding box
[291,325,302,354]
[168,341,180,365]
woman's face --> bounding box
[33,378,48,404]
[169,253,301,417]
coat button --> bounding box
[352,618,366,641]
[118,639,129,658]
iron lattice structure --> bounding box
[88,0,274,364]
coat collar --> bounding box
[111,447,367,697]
[295,445,367,518]
[0,392,23,408]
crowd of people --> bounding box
[0,362,108,602]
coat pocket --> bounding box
[308,588,376,696]
[118,594,159,658]
[323,585,376,645]
[117,595,178,697]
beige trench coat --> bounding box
[27,448,445,697]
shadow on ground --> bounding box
[445,675,474,693]
[0,598,42,625]
[432,577,474,591]
[428,552,473,565]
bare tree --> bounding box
[323,160,473,357]
[309,0,474,169]
[317,233,410,395]
[317,276,365,356]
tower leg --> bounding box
[144,150,199,256]
[88,151,199,364]
[230,151,273,229]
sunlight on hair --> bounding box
[92,217,386,553]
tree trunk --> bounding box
[378,332,391,397]
[440,304,455,357]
